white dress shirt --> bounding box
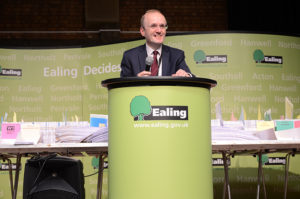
[146,44,162,76]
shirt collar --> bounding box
[146,44,162,56]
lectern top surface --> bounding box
[101,77,217,90]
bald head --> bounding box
[140,9,167,28]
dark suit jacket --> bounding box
[120,44,192,77]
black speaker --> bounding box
[23,155,85,199]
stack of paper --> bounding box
[15,123,41,145]
[211,121,277,141]
[55,126,108,143]
[212,126,260,140]
[275,119,300,140]
[81,127,108,143]
[0,123,21,144]
[275,128,300,140]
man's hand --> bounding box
[137,71,152,77]
[172,69,191,77]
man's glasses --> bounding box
[145,24,168,30]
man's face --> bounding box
[140,12,167,48]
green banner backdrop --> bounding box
[0,33,300,198]
[1,33,300,121]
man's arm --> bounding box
[172,69,194,77]
[173,50,195,77]
[120,53,134,77]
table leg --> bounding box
[256,152,267,199]
[222,151,231,199]
[96,153,105,199]
[284,153,291,199]
[261,165,267,199]
[222,178,226,199]
[7,159,14,198]
[13,154,22,199]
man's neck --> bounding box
[146,43,162,51]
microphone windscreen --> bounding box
[145,56,154,66]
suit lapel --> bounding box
[138,45,147,72]
[162,45,169,76]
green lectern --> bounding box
[102,77,217,199]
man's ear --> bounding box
[140,27,145,37]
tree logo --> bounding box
[193,50,206,64]
[194,50,227,64]
[253,49,283,65]
[253,49,265,63]
[130,96,152,121]
[130,96,188,121]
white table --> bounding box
[212,140,300,199]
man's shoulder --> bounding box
[124,44,145,55]
[163,44,184,53]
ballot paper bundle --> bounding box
[211,120,277,141]
[211,125,276,141]
[55,126,108,143]
[82,127,108,143]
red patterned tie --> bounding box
[151,51,158,76]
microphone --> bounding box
[145,56,153,71]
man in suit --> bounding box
[120,9,193,77]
